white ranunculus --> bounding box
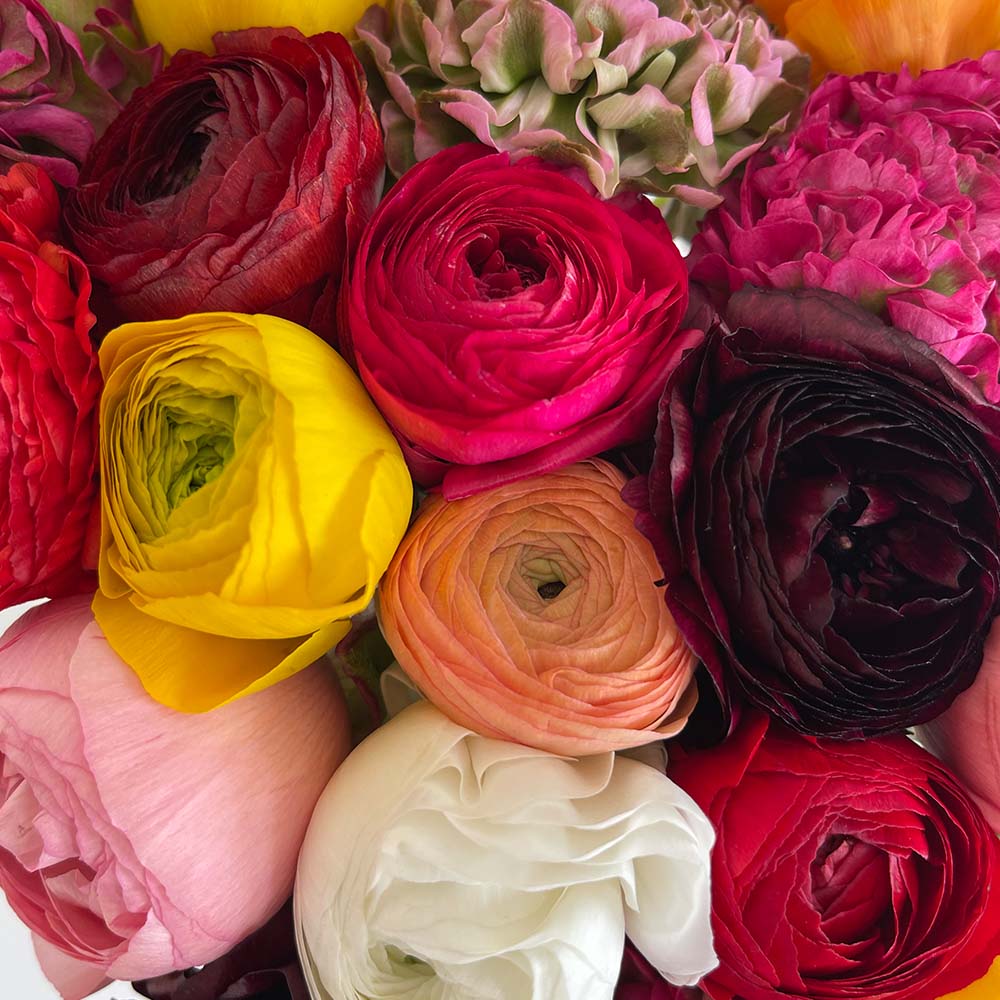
[294,701,716,1000]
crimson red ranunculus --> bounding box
[632,286,1000,738]
[341,143,696,498]
[65,28,383,338]
[0,163,100,608]
[667,712,1000,1000]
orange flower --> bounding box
[939,958,1000,999]
[378,460,698,756]
[757,0,1000,81]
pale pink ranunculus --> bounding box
[919,619,1000,835]
[0,595,351,1000]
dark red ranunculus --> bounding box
[632,286,1000,738]
[0,163,100,608]
[65,28,383,338]
[341,143,697,499]
[665,712,1000,1000]
[616,943,702,1000]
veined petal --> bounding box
[784,0,1000,79]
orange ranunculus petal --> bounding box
[938,958,1000,999]
[377,459,698,756]
[785,0,1000,81]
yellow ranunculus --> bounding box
[133,0,381,54]
[938,959,1000,999]
[95,312,412,712]
[757,0,1000,82]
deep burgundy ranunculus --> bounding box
[341,143,697,499]
[616,943,702,1000]
[0,162,100,609]
[632,286,1000,738]
[65,28,383,338]
[665,712,1000,1000]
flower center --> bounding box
[520,554,569,601]
[157,395,238,513]
[467,230,549,299]
[809,834,892,949]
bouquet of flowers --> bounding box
[3,1,1000,999]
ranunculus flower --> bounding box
[919,619,1000,834]
[0,0,160,187]
[756,0,1000,80]
[133,0,380,54]
[0,596,351,1000]
[631,287,1000,738]
[133,900,308,1000]
[65,28,383,338]
[95,311,412,712]
[690,57,1000,400]
[294,700,717,1000]
[665,712,1000,1000]
[378,460,697,755]
[0,162,101,610]
[356,0,808,202]
[343,143,698,498]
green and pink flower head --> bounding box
[356,0,808,202]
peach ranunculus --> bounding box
[377,460,697,756]
[0,596,351,1000]
[756,0,1000,81]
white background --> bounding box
[0,601,142,1000]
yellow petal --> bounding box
[938,958,1000,999]
[133,0,382,53]
[785,0,1000,81]
[96,312,412,709]
[93,591,351,712]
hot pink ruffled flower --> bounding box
[690,56,1000,400]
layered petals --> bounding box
[356,0,808,200]
[96,311,412,711]
[0,163,101,609]
[0,597,350,997]
[0,0,159,187]
[666,713,1000,1000]
[632,287,1000,738]
[379,460,697,755]
[66,28,383,338]
[294,700,717,1000]
[343,144,697,497]
[690,56,1000,400]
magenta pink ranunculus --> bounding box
[341,143,696,498]
[0,596,351,1000]
[690,55,1000,401]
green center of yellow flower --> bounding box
[154,394,237,513]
